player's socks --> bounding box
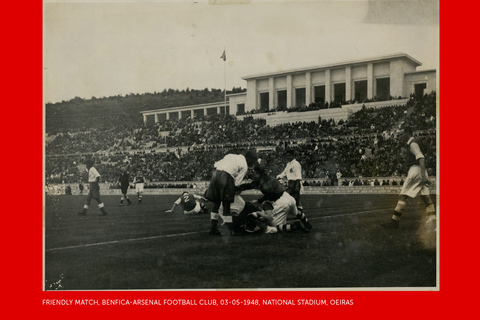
[127,198,132,205]
[276,224,293,232]
[425,214,436,232]
[209,212,221,235]
[221,215,237,235]
[99,203,107,215]
[296,211,312,230]
[292,221,309,232]
[381,212,400,229]
[425,203,435,215]
[78,204,88,216]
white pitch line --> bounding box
[45,208,390,252]
[45,231,200,252]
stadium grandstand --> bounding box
[45,53,436,193]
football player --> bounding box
[234,162,313,233]
[166,191,208,215]
[381,126,436,232]
[118,167,132,206]
[277,149,303,211]
[204,149,258,235]
[218,194,308,235]
[133,170,145,203]
[77,159,107,216]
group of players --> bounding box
[77,162,146,216]
[77,126,436,238]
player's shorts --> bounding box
[204,170,235,203]
[219,194,245,216]
[286,180,302,204]
[121,185,129,195]
[184,201,201,214]
[88,182,101,199]
[135,183,144,193]
[400,165,431,198]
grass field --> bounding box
[44,193,437,290]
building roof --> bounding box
[242,53,422,81]
[141,101,227,115]
[404,69,436,75]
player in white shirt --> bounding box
[78,159,107,216]
[277,149,303,210]
[219,193,310,235]
[204,149,258,235]
[237,162,312,233]
[381,127,436,233]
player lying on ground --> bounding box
[218,194,309,235]
[236,161,312,231]
[165,191,209,214]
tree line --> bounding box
[45,87,246,134]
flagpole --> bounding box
[223,49,226,112]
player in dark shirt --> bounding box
[133,171,145,203]
[165,192,208,214]
[237,161,312,231]
[118,168,132,206]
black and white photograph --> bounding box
[43,0,439,291]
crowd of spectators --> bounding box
[45,92,437,186]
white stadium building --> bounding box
[141,53,436,126]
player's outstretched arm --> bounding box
[193,194,208,202]
[165,203,177,213]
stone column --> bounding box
[306,72,312,106]
[367,63,374,99]
[345,66,352,102]
[287,75,293,108]
[325,69,331,104]
[269,77,274,110]
[246,79,257,112]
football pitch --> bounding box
[44,193,437,290]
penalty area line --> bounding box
[45,231,200,252]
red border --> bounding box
[4,0,473,318]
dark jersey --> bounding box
[178,193,197,211]
[118,172,130,188]
[135,175,145,183]
[238,173,284,203]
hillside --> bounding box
[45,87,246,134]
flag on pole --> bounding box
[220,50,226,61]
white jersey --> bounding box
[88,167,101,183]
[214,154,248,186]
[268,191,298,227]
[277,159,302,181]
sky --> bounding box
[43,0,439,104]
